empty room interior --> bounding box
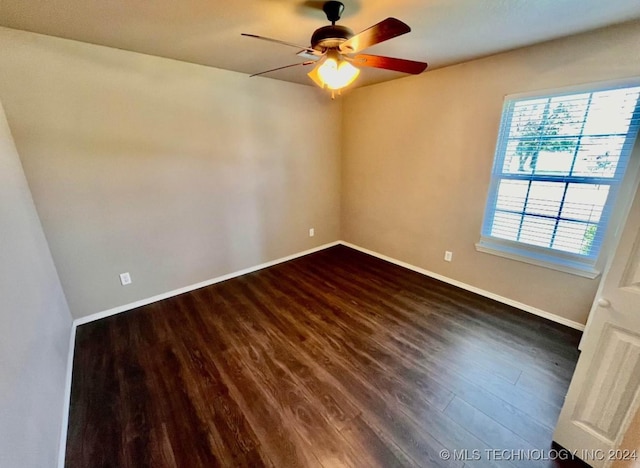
[2,1,640,467]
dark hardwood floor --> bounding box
[65,245,588,467]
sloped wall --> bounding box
[0,99,72,467]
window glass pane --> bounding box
[561,184,609,223]
[533,147,575,176]
[502,140,532,174]
[552,221,597,256]
[496,180,528,212]
[571,136,625,178]
[525,181,564,217]
[519,216,555,248]
[583,88,640,136]
[550,94,589,136]
[491,211,521,241]
[505,96,580,175]
[509,98,548,138]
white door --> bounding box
[554,181,640,467]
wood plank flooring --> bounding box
[65,245,589,467]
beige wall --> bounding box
[0,27,342,319]
[342,20,640,325]
[0,99,72,467]
[1,22,639,325]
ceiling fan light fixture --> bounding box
[316,51,360,91]
[244,2,428,98]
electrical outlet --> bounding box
[309,228,315,237]
[444,251,453,262]
[119,272,132,286]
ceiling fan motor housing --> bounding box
[311,25,354,51]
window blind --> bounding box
[478,82,640,276]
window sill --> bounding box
[475,238,601,279]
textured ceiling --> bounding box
[1,0,640,89]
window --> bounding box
[477,81,640,278]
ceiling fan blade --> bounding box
[241,33,320,56]
[351,54,428,74]
[250,61,316,77]
[339,18,411,54]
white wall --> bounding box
[0,100,72,467]
[0,27,342,319]
[342,20,640,325]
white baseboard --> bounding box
[58,321,77,468]
[339,241,586,331]
[72,239,585,332]
[73,241,341,327]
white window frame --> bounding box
[476,78,640,279]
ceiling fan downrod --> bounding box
[323,1,345,25]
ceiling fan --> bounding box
[242,1,428,97]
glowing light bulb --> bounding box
[318,57,338,85]
[317,54,360,90]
